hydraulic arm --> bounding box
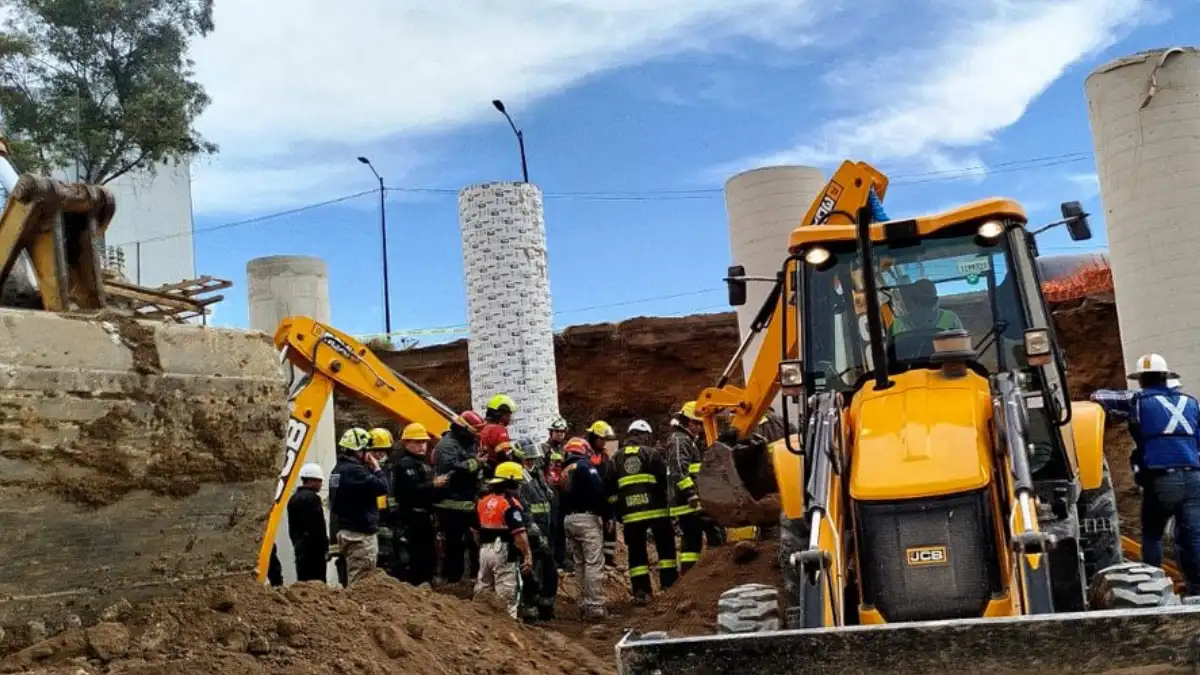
[254,315,459,582]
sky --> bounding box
[168,0,1197,343]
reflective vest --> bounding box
[615,444,670,523]
[1133,388,1200,470]
[889,308,959,334]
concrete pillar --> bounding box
[246,255,337,586]
[1085,47,1200,386]
[725,166,826,406]
[458,182,560,441]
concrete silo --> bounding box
[1085,47,1200,383]
[725,166,826,383]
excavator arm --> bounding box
[254,315,459,582]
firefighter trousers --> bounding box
[436,508,479,583]
[676,513,704,573]
[394,511,437,586]
[624,517,678,597]
[519,545,558,620]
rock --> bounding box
[99,599,133,622]
[287,633,310,649]
[583,625,607,639]
[29,643,56,660]
[276,616,304,637]
[373,625,411,659]
[403,619,425,640]
[27,620,47,644]
[247,631,271,655]
[732,540,760,564]
[217,623,251,652]
[65,614,83,630]
[208,585,238,612]
[135,622,172,654]
[675,599,696,615]
[85,622,130,662]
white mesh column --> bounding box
[459,182,560,441]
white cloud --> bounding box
[720,0,1150,174]
[1066,171,1102,198]
[188,0,826,213]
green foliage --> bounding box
[0,0,218,183]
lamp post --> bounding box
[491,99,529,183]
[357,156,391,337]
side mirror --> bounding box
[1061,201,1092,242]
[726,264,747,307]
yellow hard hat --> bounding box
[401,422,430,441]
[587,420,615,439]
[679,401,701,421]
[338,427,373,451]
[489,461,526,484]
[368,427,395,449]
[486,394,517,414]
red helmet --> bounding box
[479,423,511,452]
[563,437,590,457]
[454,410,486,435]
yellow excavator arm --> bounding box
[254,315,459,582]
[695,160,889,444]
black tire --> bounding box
[716,583,781,634]
[1078,458,1123,580]
[1088,562,1179,610]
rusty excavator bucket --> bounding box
[0,148,289,648]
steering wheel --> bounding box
[889,327,941,361]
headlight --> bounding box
[804,247,831,267]
[1024,328,1051,366]
[977,220,1004,239]
[779,360,804,388]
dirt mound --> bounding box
[2,572,609,675]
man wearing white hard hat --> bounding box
[287,463,329,583]
[1091,353,1200,595]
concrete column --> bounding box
[246,255,337,586]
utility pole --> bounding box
[357,156,391,337]
[491,99,529,183]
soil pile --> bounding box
[1,572,609,675]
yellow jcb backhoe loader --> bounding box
[616,162,1200,675]
[255,315,465,582]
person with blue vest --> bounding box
[1091,353,1200,595]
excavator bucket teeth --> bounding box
[0,308,286,645]
[616,605,1200,675]
[696,439,780,528]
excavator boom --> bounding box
[255,315,460,581]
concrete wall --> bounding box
[458,182,559,442]
[246,255,337,586]
[725,166,826,388]
[1085,47,1200,382]
[94,160,196,287]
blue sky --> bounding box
[171,0,1194,343]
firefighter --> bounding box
[368,427,397,573]
[391,422,447,586]
[479,422,515,472]
[560,437,609,618]
[616,420,678,603]
[542,418,570,570]
[539,417,569,469]
[666,402,705,573]
[474,461,534,619]
[433,410,487,584]
[329,427,390,585]
[514,439,558,620]
[287,462,329,583]
[485,394,517,426]
[586,421,620,567]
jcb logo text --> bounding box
[906,545,948,566]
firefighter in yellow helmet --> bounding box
[474,461,534,619]
[585,420,620,567]
[329,427,390,585]
[486,394,517,426]
[666,402,706,572]
[368,428,399,573]
[389,422,446,585]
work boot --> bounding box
[632,591,651,606]
[518,605,540,624]
[538,603,556,621]
[582,606,607,620]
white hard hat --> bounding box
[1169,378,1182,389]
[298,463,324,481]
[628,419,653,435]
[1129,353,1179,379]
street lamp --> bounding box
[357,156,392,337]
[491,99,529,183]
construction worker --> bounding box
[1092,354,1200,595]
[287,462,329,583]
[474,461,534,619]
[432,410,487,584]
[514,439,558,621]
[391,422,447,586]
[368,427,397,573]
[559,436,609,618]
[329,427,390,585]
[485,394,517,426]
[666,402,706,573]
[542,417,570,570]
[585,421,620,566]
[616,420,677,604]
[889,279,963,336]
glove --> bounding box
[688,494,702,511]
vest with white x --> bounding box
[1134,387,1200,470]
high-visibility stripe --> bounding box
[658,559,677,569]
[688,463,702,475]
[679,552,701,563]
[625,446,641,454]
[618,474,657,487]
[435,500,476,511]
[676,477,695,490]
[529,503,551,514]
[623,509,670,523]
[670,504,700,517]
[607,495,619,504]
[629,565,650,577]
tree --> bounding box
[0,0,217,184]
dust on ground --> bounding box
[2,571,610,675]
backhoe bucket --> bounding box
[616,605,1200,675]
[696,439,781,527]
[0,309,286,646]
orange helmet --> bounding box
[479,423,512,453]
[454,410,486,435]
[563,437,590,457]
